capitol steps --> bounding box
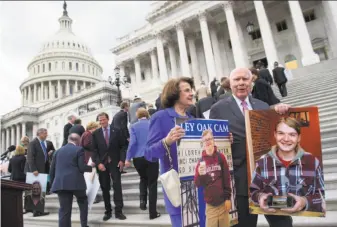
[24,65,337,227]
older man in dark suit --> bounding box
[24,128,53,216]
[50,133,92,227]
[210,68,292,227]
[272,61,288,97]
[62,114,76,146]
[92,112,128,221]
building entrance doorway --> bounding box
[253,57,268,68]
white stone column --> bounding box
[1,130,5,152]
[150,49,159,79]
[6,128,10,149]
[49,81,53,100]
[168,43,178,78]
[199,11,217,84]
[16,124,20,144]
[28,86,32,104]
[176,22,191,77]
[21,90,24,106]
[187,35,201,84]
[223,2,249,68]
[33,83,37,103]
[66,80,70,96]
[41,82,44,101]
[58,80,62,98]
[156,32,168,83]
[32,123,38,139]
[288,0,320,66]
[10,126,15,146]
[22,122,26,137]
[134,56,142,84]
[254,1,279,71]
[75,80,78,92]
[209,25,223,79]
[322,1,337,58]
[119,65,125,79]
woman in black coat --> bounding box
[8,145,27,182]
[250,68,280,106]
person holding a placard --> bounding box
[145,77,195,227]
[24,128,52,217]
[194,129,232,227]
[209,68,292,227]
[250,117,325,216]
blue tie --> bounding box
[40,141,48,162]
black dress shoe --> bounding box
[103,213,112,221]
[150,212,161,220]
[33,211,49,217]
[115,212,126,220]
[140,201,147,210]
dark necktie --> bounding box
[40,141,48,162]
[104,127,109,146]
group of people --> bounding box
[5,60,311,227]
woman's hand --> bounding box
[164,125,185,146]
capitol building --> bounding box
[112,0,337,101]
[0,3,121,151]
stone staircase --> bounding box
[24,61,337,226]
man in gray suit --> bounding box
[129,95,147,125]
[25,128,54,216]
[50,133,92,227]
[210,68,292,227]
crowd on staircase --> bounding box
[3,61,332,227]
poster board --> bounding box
[245,107,325,217]
[176,118,238,227]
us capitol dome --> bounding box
[20,1,102,107]
[1,1,120,150]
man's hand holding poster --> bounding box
[245,107,326,218]
[176,118,238,227]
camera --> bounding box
[267,195,295,209]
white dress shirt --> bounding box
[232,95,253,114]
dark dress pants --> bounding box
[133,157,159,215]
[277,83,287,97]
[233,195,293,227]
[98,162,123,214]
[57,190,88,227]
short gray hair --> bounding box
[68,133,80,144]
[229,67,253,80]
[36,128,47,136]
[67,114,76,121]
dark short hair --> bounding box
[74,119,82,124]
[249,67,259,77]
[220,77,227,83]
[120,101,129,109]
[161,77,195,109]
[97,112,109,120]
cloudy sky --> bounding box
[0,1,152,115]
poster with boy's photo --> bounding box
[176,118,238,227]
[245,107,326,218]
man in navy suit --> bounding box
[92,112,128,221]
[50,133,92,227]
[210,68,292,227]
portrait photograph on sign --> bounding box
[176,118,238,227]
[245,107,326,218]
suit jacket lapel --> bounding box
[109,126,115,146]
[229,96,245,122]
[99,128,108,149]
[249,96,258,110]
